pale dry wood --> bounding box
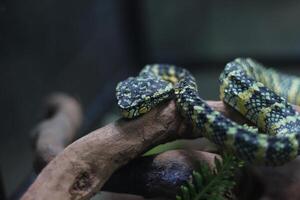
[22,100,300,200]
[22,100,182,200]
[31,93,83,172]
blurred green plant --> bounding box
[176,154,243,200]
[143,140,184,156]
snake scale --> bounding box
[116,58,300,166]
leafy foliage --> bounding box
[176,154,243,200]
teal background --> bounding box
[144,1,300,62]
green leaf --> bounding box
[175,154,243,200]
[181,186,190,200]
[193,171,203,190]
[176,195,183,200]
[187,181,196,197]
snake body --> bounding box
[116,58,300,166]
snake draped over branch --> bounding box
[116,58,300,166]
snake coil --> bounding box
[116,58,300,166]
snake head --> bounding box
[116,74,174,118]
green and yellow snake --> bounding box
[116,58,300,166]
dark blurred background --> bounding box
[1,0,300,197]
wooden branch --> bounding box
[103,150,219,198]
[22,100,183,200]
[31,93,83,172]
[22,99,300,200]
[27,94,217,198]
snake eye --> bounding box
[124,90,130,95]
[139,106,149,114]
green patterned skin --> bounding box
[116,58,300,166]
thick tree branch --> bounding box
[103,150,219,198]
[22,99,300,200]
[22,100,183,200]
[31,93,83,172]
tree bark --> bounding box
[31,93,83,172]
